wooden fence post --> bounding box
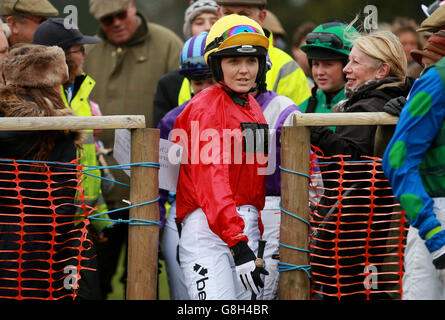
[126,128,160,300]
[278,126,311,300]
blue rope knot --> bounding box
[278,242,312,279]
[277,262,312,279]
[278,201,312,280]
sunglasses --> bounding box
[100,3,130,26]
[306,32,350,50]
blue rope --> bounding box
[280,204,311,227]
[82,162,161,171]
[0,158,162,227]
[279,241,311,254]
[276,166,312,279]
[82,172,130,187]
[0,158,77,168]
[88,197,161,227]
[81,162,161,188]
[84,162,161,227]
[279,165,311,180]
[277,262,311,279]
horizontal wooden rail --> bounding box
[0,115,146,131]
[293,112,398,127]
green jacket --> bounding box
[298,87,346,131]
[84,13,183,207]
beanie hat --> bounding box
[183,0,218,40]
[411,30,445,66]
[1,44,69,87]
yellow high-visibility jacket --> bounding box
[61,73,111,232]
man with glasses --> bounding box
[84,0,183,299]
[0,0,58,46]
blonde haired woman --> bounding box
[310,31,414,300]
[311,30,412,158]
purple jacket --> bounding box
[256,91,302,196]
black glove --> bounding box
[309,126,326,146]
[432,247,445,284]
[433,252,445,269]
[383,96,407,117]
[230,241,269,295]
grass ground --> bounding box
[106,245,170,300]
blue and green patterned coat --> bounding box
[383,57,445,253]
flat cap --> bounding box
[418,4,445,32]
[216,0,267,7]
[0,0,58,17]
[89,0,129,20]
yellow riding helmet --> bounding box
[204,14,269,64]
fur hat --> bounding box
[1,44,68,87]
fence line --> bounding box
[279,112,405,300]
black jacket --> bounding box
[310,77,414,160]
[152,69,185,127]
[0,95,88,299]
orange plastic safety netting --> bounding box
[0,159,95,300]
[308,152,408,300]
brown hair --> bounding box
[64,53,78,84]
